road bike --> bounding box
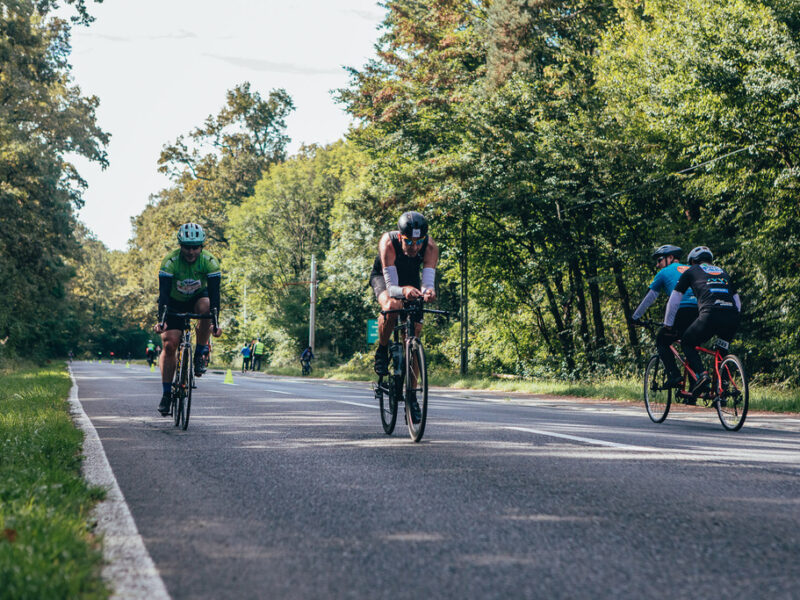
[160,308,217,431]
[635,320,749,431]
[301,359,312,376]
[373,297,449,442]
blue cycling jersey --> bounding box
[649,263,697,308]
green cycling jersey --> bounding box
[159,249,221,302]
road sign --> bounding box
[367,319,378,344]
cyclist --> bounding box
[300,346,314,373]
[664,246,742,395]
[154,223,222,416]
[631,245,698,387]
[369,211,439,423]
[145,340,157,366]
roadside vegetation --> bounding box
[0,361,107,599]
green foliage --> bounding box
[0,1,108,359]
[0,363,107,598]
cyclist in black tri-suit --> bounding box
[663,246,742,394]
[369,211,439,422]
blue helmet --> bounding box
[651,244,682,261]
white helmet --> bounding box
[177,222,206,246]
[688,246,713,265]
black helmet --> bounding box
[651,244,682,261]
[687,246,713,265]
[398,211,428,238]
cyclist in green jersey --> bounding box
[154,223,222,415]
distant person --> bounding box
[300,346,314,375]
[146,340,157,366]
[67,350,74,363]
[252,338,266,371]
[241,343,252,372]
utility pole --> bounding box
[309,254,317,353]
[460,216,469,375]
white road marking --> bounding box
[337,400,376,409]
[505,426,653,450]
[68,367,171,600]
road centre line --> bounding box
[505,426,654,451]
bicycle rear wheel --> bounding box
[377,377,397,434]
[404,339,428,442]
[716,354,748,431]
[644,354,672,423]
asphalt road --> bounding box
[72,361,800,600]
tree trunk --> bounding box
[611,256,639,360]
[585,252,606,356]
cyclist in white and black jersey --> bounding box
[664,246,742,394]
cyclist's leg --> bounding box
[193,295,212,346]
[374,287,401,375]
[159,329,181,413]
[681,312,713,378]
[657,306,698,382]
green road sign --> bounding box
[367,319,379,344]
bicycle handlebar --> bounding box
[632,319,664,328]
[158,307,219,330]
[380,298,451,318]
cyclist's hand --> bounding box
[212,326,222,338]
[403,286,422,299]
[154,322,166,334]
[422,288,436,302]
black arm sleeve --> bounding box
[158,275,173,315]
[207,274,221,313]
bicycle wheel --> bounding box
[404,338,428,442]
[172,362,182,428]
[644,354,672,423]
[175,345,190,428]
[377,377,397,434]
[716,354,748,431]
[181,361,192,430]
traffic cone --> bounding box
[224,369,234,384]
[126,361,130,368]
[150,363,156,372]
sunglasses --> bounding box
[400,235,427,247]
[180,244,202,250]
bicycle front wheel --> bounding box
[716,354,748,431]
[644,355,672,423]
[404,339,428,442]
[175,345,191,428]
[181,361,192,430]
[377,377,397,435]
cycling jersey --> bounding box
[369,231,429,296]
[649,264,697,308]
[674,264,738,312]
[159,249,221,303]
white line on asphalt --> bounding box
[505,426,653,450]
[68,367,171,600]
[265,389,293,395]
[337,400,376,409]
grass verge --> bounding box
[0,362,108,599]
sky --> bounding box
[64,0,385,251]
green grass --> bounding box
[0,362,108,599]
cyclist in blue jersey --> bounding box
[631,245,698,387]
[664,246,742,394]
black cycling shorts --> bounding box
[163,292,208,332]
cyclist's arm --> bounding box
[663,290,684,327]
[421,237,439,300]
[379,233,405,299]
[155,272,173,329]
[207,272,221,313]
[632,289,659,321]
[733,294,741,312]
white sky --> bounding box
[64,0,385,251]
